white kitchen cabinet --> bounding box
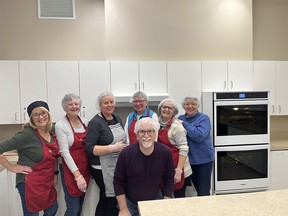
[110,61,139,96]
[167,61,202,114]
[253,61,288,115]
[110,61,168,96]
[202,61,253,92]
[270,150,288,190]
[19,60,47,123]
[79,61,111,120]
[0,168,10,215]
[46,61,79,122]
[7,171,22,216]
[0,61,21,124]
[139,61,167,95]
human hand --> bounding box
[10,164,33,174]
[109,141,128,153]
[118,208,131,216]
[174,168,182,183]
[75,175,87,192]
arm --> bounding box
[124,116,130,145]
[116,194,131,216]
[151,113,160,141]
[0,154,32,174]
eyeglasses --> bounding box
[32,111,48,119]
[137,130,155,136]
[133,100,146,104]
[161,106,173,110]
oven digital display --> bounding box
[239,93,245,98]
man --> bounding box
[124,91,159,144]
[114,117,175,216]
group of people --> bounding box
[0,90,214,216]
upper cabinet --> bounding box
[254,61,288,115]
[139,61,167,95]
[110,61,168,96]
[0,61,21,124]
[167,61,202,114]
[19,61,47,123]
[202,61,253,92]
[46,61,79,122]
[79,61,111,120]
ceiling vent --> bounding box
[38,0,75,19]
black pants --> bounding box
[174,177,191,198]
[90,166,119,216]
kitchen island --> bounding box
[138,189,288,216]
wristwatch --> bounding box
[54,170,59,175]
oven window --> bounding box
[216,104,268,136]
[217,148,268,181]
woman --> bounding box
[85,92,128,216]
[178,96,214,196]
[124,91,158,144]
[55,93,90,216]
[157,98,192,198]
[0,101,59,216]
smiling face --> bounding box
[132,96,148,115]
[31,107,49,129]
[137,121,156,150]
[65,98,81,117]
[183,98,199,117]
[100,95,115,116]
[160,101,174,122]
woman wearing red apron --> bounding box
[157,98,192,198]
[55,93,90,216]
[0,101,60,216]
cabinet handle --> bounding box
[135,83,137,91]
[272,105,275,114]
[230,81,233,90]
[279,105,281,114]
[142,82,145,90]
[23,108,27,122]
[14,112,18,122]
[82,106,86,118]
[224,81,227,90]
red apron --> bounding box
[25,130,59,213]
[128,109,150,144]
[61,115,91,197]
[158,119,185,191]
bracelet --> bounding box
[75,175,83,181]
[54,170,59,175]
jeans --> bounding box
[190,161,213,196]
[60,164,85,216]
[16,182,58,216]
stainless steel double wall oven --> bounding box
[202,92,270,194]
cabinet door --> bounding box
[7,171,22,216]
[110,61,139,96]
[139,61,167,95]
[228,61,253,91]
[270,151,288,190]
[253,61,276,115]
[0,61,21,124]
[46,61,79,122]
[79,61,111,120]
[275,61,288,115]
[19,61,47,123]
[167,61,202,114]
[202,61,228,92]
[0,169,10,215]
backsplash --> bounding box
[270,116,288,141]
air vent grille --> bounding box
[38,0,75,19]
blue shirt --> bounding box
[178,112,214,165]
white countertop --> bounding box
[138,189,288,216]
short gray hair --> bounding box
[181,95,200,109]
[96,92,115,110]
[61,93,82,110]
[134,117,160,134]
[157,98,178,117]
[131,91,149,102]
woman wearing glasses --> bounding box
[85,92,128,216]
[0,101,59,216]
[157,98,192,198]
[124,91,159,144]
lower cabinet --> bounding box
[1,168,99,216]
[270,150,288,190]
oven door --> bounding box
[214,144,270,194]
[214,100,269,146]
